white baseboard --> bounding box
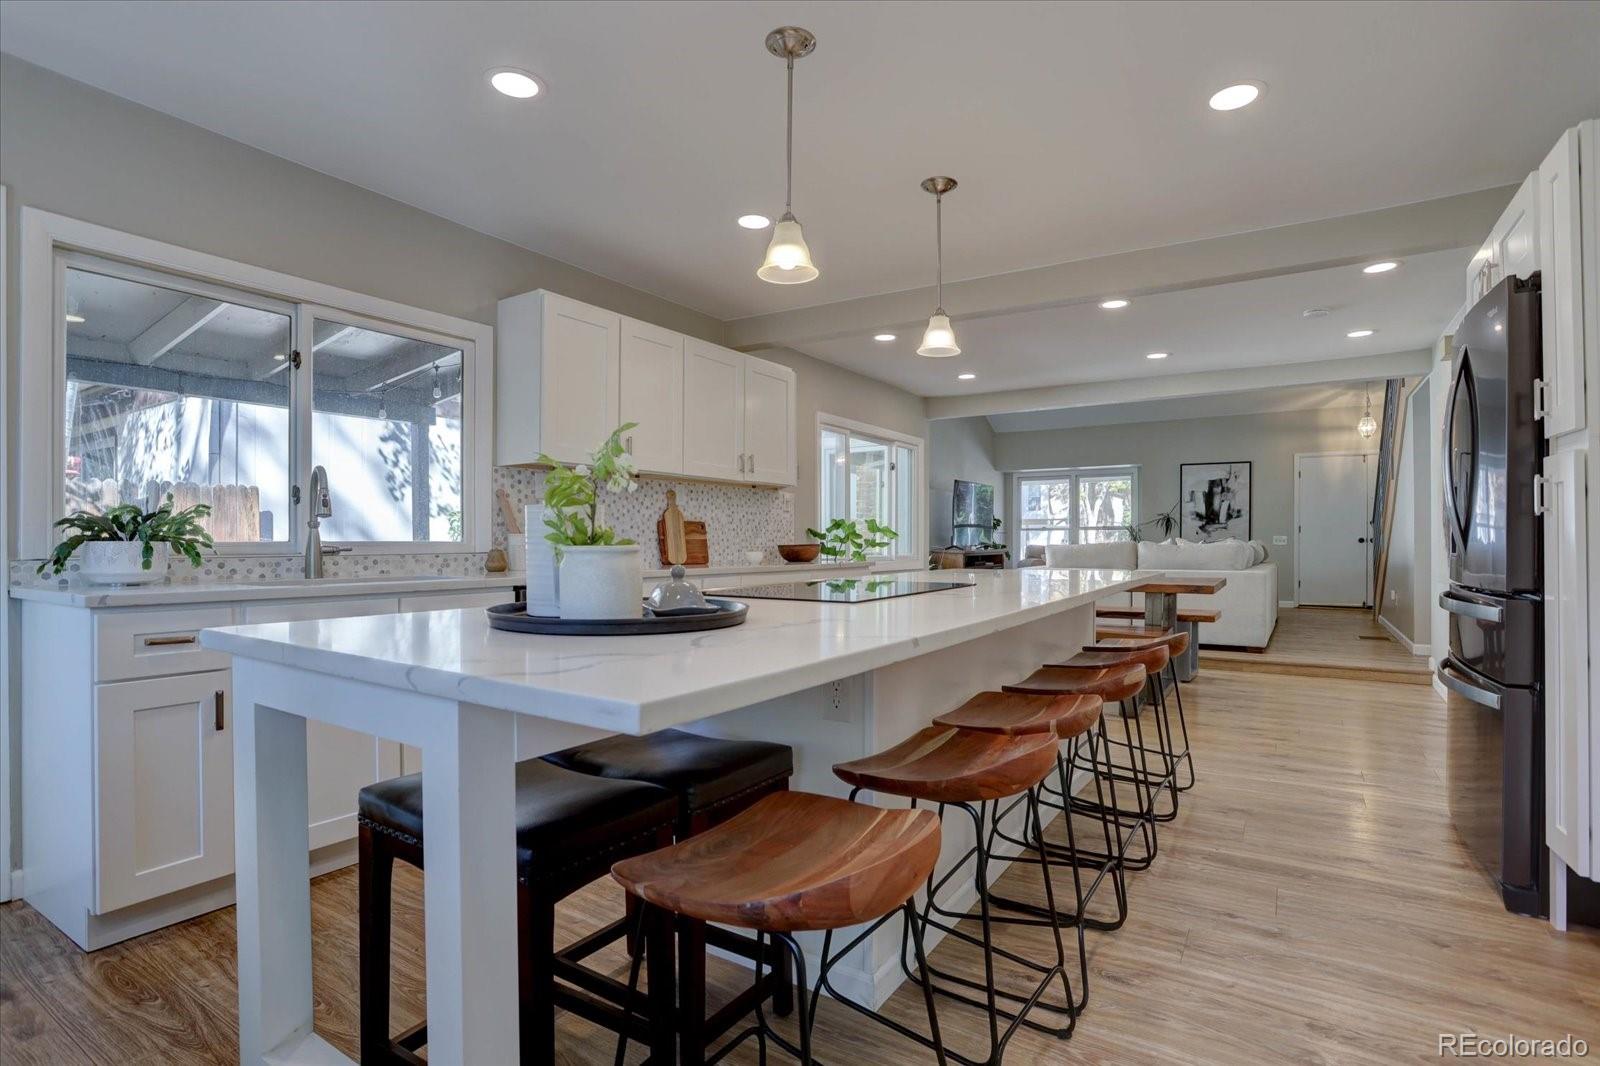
[1376,613,1431,657]
[1278,600,1298,608]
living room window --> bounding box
[1017,467,1138,548]
[817,415,923,562]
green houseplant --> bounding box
[537,423,642,619]
[38,495,215,586]
[806,517,899,563]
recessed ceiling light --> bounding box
[1363,260,1400,274]
[488,69,543,99]
[738,214,772,230]
[1208,82,1263,111]
[957,372,976,380]
[1347,329,1376,338]
[1099,298,1130,310]
[1146,352,1170,360]
[873,333,896,342]
[64,313,86,324]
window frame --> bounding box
[814,412,925,566]
[1015,466,1140,547]
[18,208,493,558]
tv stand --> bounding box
[932,547,1008,570]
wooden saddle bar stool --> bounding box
[833,719,1076,1063]
[356,759,679,1066]
[611,790,947,1066]
[540,728,797,1058]
[1092,622,1198,792]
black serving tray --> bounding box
[486,598,748,636]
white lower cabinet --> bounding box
[1543,447,1591,875]
[94,670,234,913]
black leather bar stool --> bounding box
[542,728,795,1060]
[356,759,679,1066]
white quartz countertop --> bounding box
[9,572,523,608]
[201,568,1151,735]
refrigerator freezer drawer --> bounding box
[1441,587,1540,687]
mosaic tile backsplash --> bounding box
[11,468,797,588]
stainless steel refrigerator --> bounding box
[1437,275,1546,916]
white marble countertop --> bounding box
[201,568,1151,735]
[8,572,523,608]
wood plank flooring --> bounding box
[4,670,1598,1064]
[1203,606,1434,684]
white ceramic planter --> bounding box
[558,544,642,620]
[80,541,170,586]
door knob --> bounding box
[1358,537,1367,543]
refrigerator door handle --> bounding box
[1438,591,1505,623]
[1438,658,1503,710]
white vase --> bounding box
[558,545,642,620]
[80,542,170,586]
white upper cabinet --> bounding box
[682,338,746,481]
[1468,173,1539,305]
[1537,125,1587,439]
[618,316,685,475]
[743,354,798,486]
[496,291,620,466]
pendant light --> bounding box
[917,176,960,357]
[757,27,819,284]
[1357,383,1378,439]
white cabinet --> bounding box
[683,338,747,481]
[1543,447,1591,875]
[496,290,620,465]
[743,354,798,486]
[1538,127,1587,438]
[1468,173,1539,304]
[94,670,234,912]
[618,316,685,474]
[499,291,798,487]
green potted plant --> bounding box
[805,517,899,563]
[38,496,215,586]
[538,423,642,619]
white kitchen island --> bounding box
[199,566,1146,1066]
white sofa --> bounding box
[1042,539,1278,650]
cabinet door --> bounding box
[239,598,404,849]
[1542,447,1591,874]
[1538,127,1586,438]
[683,339,745,480]
[619,317,685,474]
[95,670,233,912]
[743,356,797,486]
[540,294,620,464]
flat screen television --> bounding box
[952,479,995,548]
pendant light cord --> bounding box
[935,190,944,311]
[785,57,794,213]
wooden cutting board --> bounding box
[657,503,709,567]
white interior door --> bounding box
[1296,453,1373,607]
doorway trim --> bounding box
[1293,450,1376,608]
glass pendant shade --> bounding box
[1357,411,1378,439]
[757,214,818,284]
[918,311,960,357]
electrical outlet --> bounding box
[824,680,851,723]
[1272,535,1289,546]
[1389,589,1399,603]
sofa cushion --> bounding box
[1044,541,1138,569]
[1137,538,1256,571]
[1247,540,1270,565]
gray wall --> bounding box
[992,406,1378,603]
[927,416,1003,549]
[749,346,929,542]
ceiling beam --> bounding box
[722,186,1514,353]
[925,349,1434,421]
[128,295,227,365]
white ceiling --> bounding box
[800,246,1466,396]
[3,0,1596,323]
[986,381,1369,433]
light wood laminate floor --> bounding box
[4,670,1597,1065]
[1202,606,1434,684]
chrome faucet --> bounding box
[304,465,346,578]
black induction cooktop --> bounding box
[709,575,976,603]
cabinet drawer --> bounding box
[95,606,237,682]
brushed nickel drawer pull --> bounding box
[143,634,198,647]
[214,690,225,731]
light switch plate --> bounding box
[1272,535,1289,546]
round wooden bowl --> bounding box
[778,543,821,563]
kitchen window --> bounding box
[1016,467,1138,548]
[21,210,492,557]
[817,415,923,562]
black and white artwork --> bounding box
[1179,462,1251,542]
